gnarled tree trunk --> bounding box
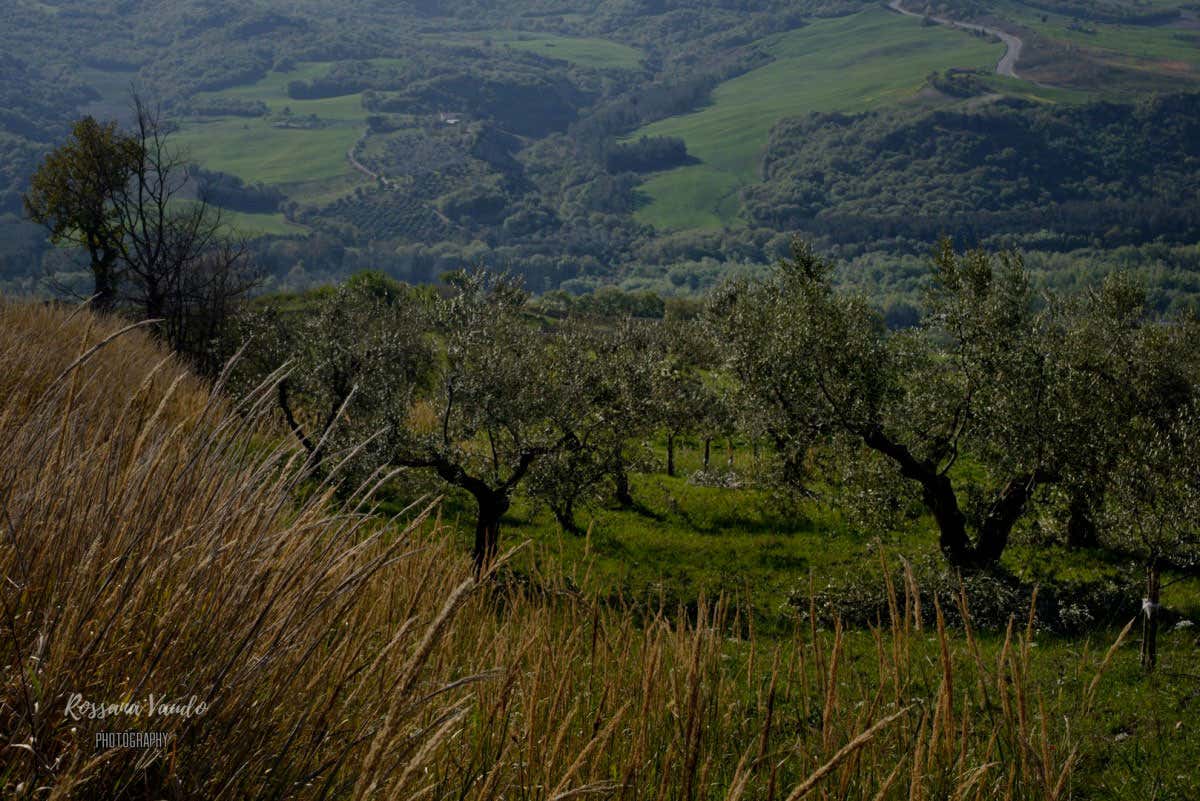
[552,497,581,536]
[613,446,635,508]
[862,426,1042,568]
[472,489,509,572]
[1066,491,1100,548]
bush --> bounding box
[798,554,1144,633]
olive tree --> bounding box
[601,318,663,509]
[239,273,436,477]
[711,239,1137,568]
[652,317,724,478]
[384,273,588,569]
[524,314,666,532]
[1094,307,1200,669]
[524,318,622,533]
[1103,407,1200,669]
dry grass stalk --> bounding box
[0,303,1132,800]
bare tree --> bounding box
[112,94,258,369]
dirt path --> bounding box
[348,134,391,186]
[888,0,1025,79]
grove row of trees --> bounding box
[21,107,1200,668]
[234,243,1199,667]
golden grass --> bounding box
[0,302,1129,799]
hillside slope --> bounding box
[0,301,1146,799]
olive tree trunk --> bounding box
[1141,558,1162,671]
[472,490,508,573]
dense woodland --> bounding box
[747,93,1200,254]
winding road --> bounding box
[888,0,1025,80]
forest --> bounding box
[745,93,1200,253]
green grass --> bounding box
[631,7,1005,231]
[405,439,915,628]
[998,0,1200,68]
[979,73,1095,103]
[175,117,362,186]
[384,433,1200,638]
[425,30,643,69]
[171,61,394,200]
[220,209,308,237]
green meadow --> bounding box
[996,0,1200,68]
[388,437,1200,633]
[172,61,396,200]
[174,118,361,186]
[219,209,309,237]
[631,7,1005,230]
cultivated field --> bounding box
[174,61,384,186]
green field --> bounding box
[220,209,309,237]
[631,7,1005,230]
[175,118,361,187]
[997,0,1200,68]
[172,61,386,192]
[426,29,643,69]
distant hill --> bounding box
[2,0,1199,304]
[745,93,1200,252]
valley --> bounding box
[630,6,1005,230]
[1,0,1199,303]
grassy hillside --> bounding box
[994,0,1200,70]
[631,7,1004,230]
[4,301,1200,798]
[174,61,382,193]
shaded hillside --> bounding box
[745,93,1200,251]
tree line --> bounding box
[227,242,1198,664]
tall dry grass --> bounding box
[0,301,1129,799]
